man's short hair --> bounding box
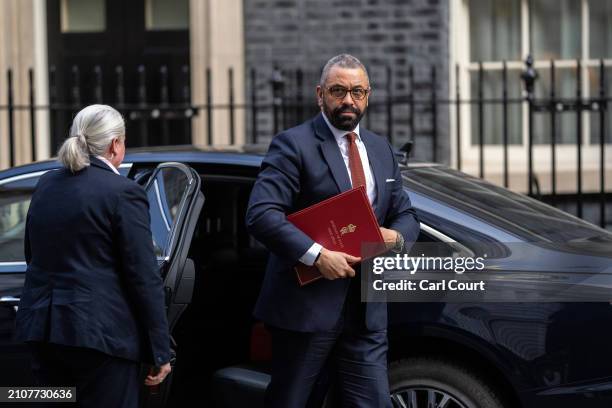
[319,54,370,86]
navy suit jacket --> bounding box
[246,113,420,332]
[15,156,170,366]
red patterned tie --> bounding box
[345,132,367,189]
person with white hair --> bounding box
[16,104,171,408]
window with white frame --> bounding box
[456,0,612,148]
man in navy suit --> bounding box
[15,105,170,407]
[246,55,420,407]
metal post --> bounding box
[160,66,169,104]
[114,66,125,143]
[271,66,284,135]
[431,65,438,162]
[160,65,170,145]
[49,66,58,153]
[296,69,304,124]
[386,65,393,144]
[478,62,484,179]
[599,60,606,228]
[576,59,583,218]
[550,60,557,206]
[115,66,125,105]
[502,61,509,188]
[521,55,538,197]
[28,68,37,162]
[228,67,235,145]
[137,65,148,146]
[206,67,212,145]
[70,65,81,151]
[409,65,415,146]
[181,65,191,145]
[455,64,462,171]
[181,65,191,104]
[7,69,15,167]
[94,65,103,103]
[71,65,81,108]
[281,69,287,130]
[251,68,258,144]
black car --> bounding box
[1,146,611,408]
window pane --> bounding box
[532,0,581,60]
[0,191,32,262]
[588,66,612,144]
[61,0,105,33]
[533,68,578,144]
[470,69,523,145]
[406,166,612,245]
[469,0,522,61]
[146,167,189,258]
[589,0,612,59]
[146,0,189,31]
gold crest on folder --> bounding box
[340,223,357,235]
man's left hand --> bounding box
[145,362,172,386]
[380,227,399,250]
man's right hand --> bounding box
[314,248,361,280]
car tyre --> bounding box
[388,357,507,408]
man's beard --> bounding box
[324,103,365,131]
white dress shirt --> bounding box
[95,155,120,175]
[298,113,377,266]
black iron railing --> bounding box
[0,57,610,227]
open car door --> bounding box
[141,162,204,408]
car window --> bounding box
[0,164,132,264]
[404,166,612,255]
[129,166,156,186]
[0,176,40,262]
[146,166,191,258]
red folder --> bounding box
[287,186,385,286]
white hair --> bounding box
[57,104,125,172]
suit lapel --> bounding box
[314,113,352,193]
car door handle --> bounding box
[0,296,20,312]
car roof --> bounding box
[0,145,439,177]
[124,145,266,167]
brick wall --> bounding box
[244,0,450,163]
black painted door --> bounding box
[46,0,191,151]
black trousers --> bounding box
[264,279,392,408]
[28,342,141,408]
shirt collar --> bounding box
[95,155,120,175]
[321,112,361,143]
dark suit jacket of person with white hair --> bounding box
[15,104,171,408]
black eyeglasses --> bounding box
[325,86,371,101]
